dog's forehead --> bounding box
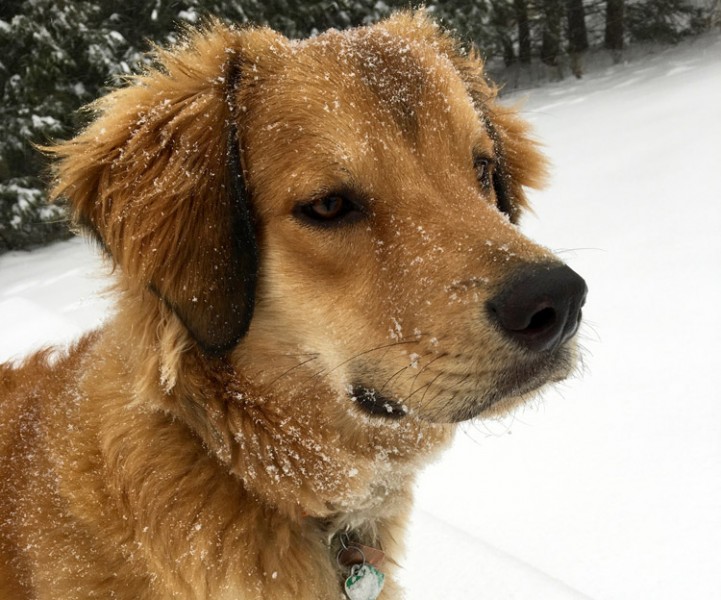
[310,28,448,130]
[241,27,492,199]
[261,27,481,141]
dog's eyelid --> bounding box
[473,154,496,168]
[294,191,366,227]
[473,154,495,189]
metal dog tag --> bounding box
[344,563,385,600]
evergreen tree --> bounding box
[427,0,493,54]
[488,0,518,66]
[0,0,130,250]
[712,0,721,27]
[626,0,704,44]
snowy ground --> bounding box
[2,32,720,599]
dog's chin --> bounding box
[350,345,577,424]
[443,346,578,423]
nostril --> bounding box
[526,306,557,334]
[496,302,558,335]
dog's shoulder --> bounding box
[0,333,98,451]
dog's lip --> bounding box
[349,385,408,419]
[485,349,573,407]
[493,350,569,397]
[348,343,576,423]
[443,347,575,422]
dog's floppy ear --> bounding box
[454,54,548,222]
[446,43,548,222]
[48,24,272,354]
[481,104,548,223]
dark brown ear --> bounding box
[483,103,548,223]
[47,23,265,354]
[450,50,548,222]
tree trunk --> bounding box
[541,0,563,68]
[502,36,516,66]
[567,0,588,53]
[490,0,517,66]
[514,0,531,64]
[566,0,588,78]
[605,0,625,61]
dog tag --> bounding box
[344,563,385,600]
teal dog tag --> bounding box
[344,563,385,600]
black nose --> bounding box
[487,264,587,352]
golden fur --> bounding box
[1,13,577,599]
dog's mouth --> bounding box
[446,347,577,422]
[349,385,408,419]
[348,345,576,423]
[498,345,575,393]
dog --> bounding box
[0,12,587,599]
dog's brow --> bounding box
[342,36,429,139]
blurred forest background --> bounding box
[1,0,719,252]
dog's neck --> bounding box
[71,296,455,597]
[104,301,454,520]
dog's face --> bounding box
[50,14,586,425]
[236,21,586,423]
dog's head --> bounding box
[50,13,586,424]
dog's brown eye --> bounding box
[311,196,345,219]
[297,194,361,225]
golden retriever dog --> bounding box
[0,12,587,600]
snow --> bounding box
[0,238,111,363]
[1,32,720,599]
